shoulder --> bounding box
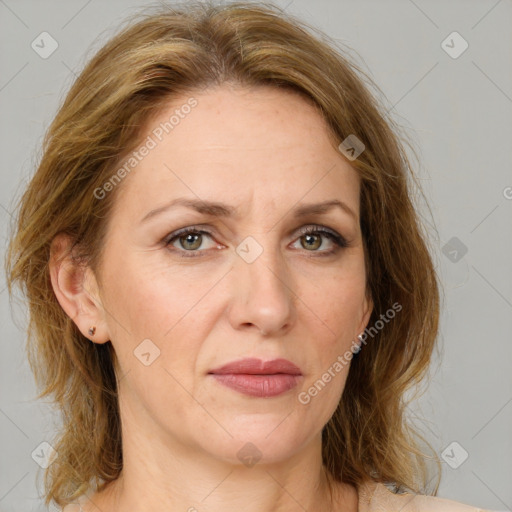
[357,481,495,512]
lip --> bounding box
[208,358,303,398]
[209,357,302,376]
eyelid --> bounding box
[163,225,220,254]
[163,223,350,257]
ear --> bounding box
[356,291,373,344]
[49,233,110,344]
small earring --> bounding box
[88,326,96,336]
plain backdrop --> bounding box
[0,0,511,510]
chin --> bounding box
[197,420,310,466]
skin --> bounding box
[50,84,373,512]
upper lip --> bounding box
[208,358,302,375]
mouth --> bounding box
[209,374,301,397]
[208,358,303,398]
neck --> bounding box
[83,381,358,512]
[86,413,356,512]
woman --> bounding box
[4,1,493,511]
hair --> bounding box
[4,0,443,507]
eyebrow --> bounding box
[140,197,357,224]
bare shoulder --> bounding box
[357,481,495,512]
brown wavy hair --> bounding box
[4,0,442,507]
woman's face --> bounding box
[91,84,372,465]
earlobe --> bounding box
[49,233,109,344]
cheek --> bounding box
[298,277,363,413]
[104,265,205,406]
[307,270,366,341]
[98,261,192,380]
[103,252,210,336]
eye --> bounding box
[164,226,219,257]
[163,224,349,258]
[292,225,349,256]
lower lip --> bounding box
[210,374,301,397]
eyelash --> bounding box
[163,224,349,258]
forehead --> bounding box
[111,85,360,220]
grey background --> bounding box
[1,0,511,510]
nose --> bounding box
[227,239,297,337]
